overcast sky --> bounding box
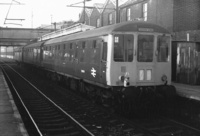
[0,0,106,28]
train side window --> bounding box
[74,43,78,59]
[69,43,73,62]
[93,40,97,48]
[137,35,154,62]
[102,42,107,61]
[58,45,60,50]
[114,34,134,62]
[70,43,73,49]
[80,41,86,62]
[157,35,170,62]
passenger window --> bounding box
[157,35,170,62]
[114,34,134,62]
[80,41,86,62]
[137,35,154,62]
[93,40,97,48]
[102,42,107,61]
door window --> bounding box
[137,35,154,62]
[114,34,134,62]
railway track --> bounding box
[1,60,200,136]
[0,62,149,135]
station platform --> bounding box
[0,69,28,136]
[172,82,200,101]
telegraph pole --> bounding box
[83,0,91,24]
[116,0,119,23]
[83,0,86,24]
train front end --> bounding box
[105,23,176,103]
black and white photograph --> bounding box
[0,0,200,135]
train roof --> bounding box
[44,21,170,45]
[23,41,45,49]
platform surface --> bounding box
[0,69,28,136]
[172,82,200,101]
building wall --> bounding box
[90,8,101,27]
[120,4,142,22]
[102,1,116,26]
[119,0,173,32]
[173,0,200,32]
[173,0,200,42]
[79,11,90,25]
[146,0,173,32]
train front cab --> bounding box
[107,30,176,104]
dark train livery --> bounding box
[14,21,176,108]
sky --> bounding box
[0,0,106,28]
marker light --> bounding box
[146,69,152,80]
[139,70,144,81]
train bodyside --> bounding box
[42,21,173,90]
[23,41,45,67]
[13,46,24,62]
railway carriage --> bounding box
[41,21,175,105]
[14,21,176,110]
[23,41,45,66]
[14,46,24,62]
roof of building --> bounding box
[93,3,104,13]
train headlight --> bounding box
[139,70,144,81]
[146,69,152,81]
[161,75,167,82]
[119,75,125,82]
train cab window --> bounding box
[114,34,134,62]
[137,35,154,62]
[58,45,60,50]
[157,35,170,62]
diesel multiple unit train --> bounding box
[14,21,176,109]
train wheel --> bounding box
[63,77,70,89]
[79,80,85,93]
[137,87,157,115]
[121,87,140,116]
[159,85,177,115]
[70,79,78,91]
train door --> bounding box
[155,35,171,85]
[100,37,108,84]
[136,34,155,85]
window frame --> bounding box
[137,34,154,62]
[108,13,113,25]
[113,34,134,62]
[142,3,148,21]
[126,7,131,21]
[96,18,101,27]
[157,35,170,62]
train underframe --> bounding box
[42,69,176,114]
[24,64,176,115]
